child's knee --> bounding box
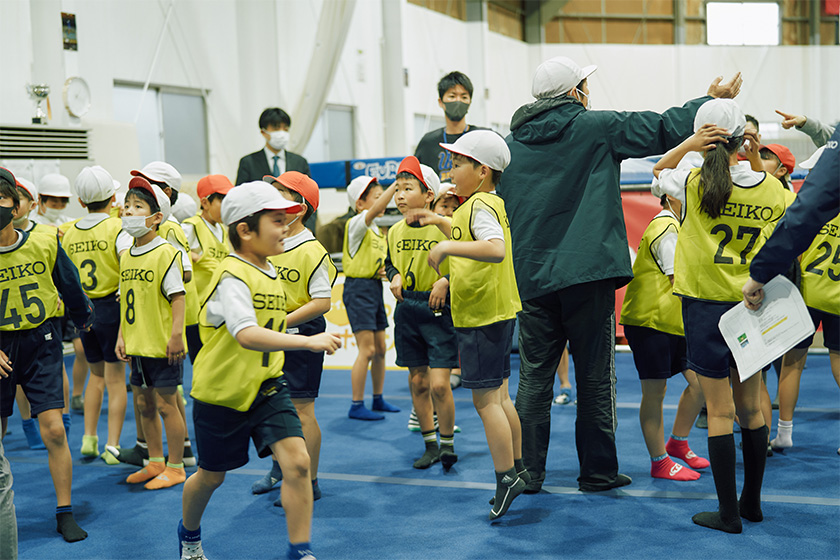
[430,380,450,400]
[197,469,226,490]
[281,446,311,480]
[39,419,66,446]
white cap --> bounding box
[171,194,198,222]
[38,173,72,198]
[128,176,171,223]
[434,181,457,203]
[799,145,825,170]
[531,56,597,99]
[131,161,182,191]
[346,175,378,206]
[75,166,116,204]
[17,177,38,201]
[420,164,441,199]
[439,130,511,172]
[693,99,746,138]
[221,181,302,226]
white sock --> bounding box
[771,420,793,448]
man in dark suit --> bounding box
[236,107,314,229]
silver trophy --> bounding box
[27,83,50,125]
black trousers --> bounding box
[515,279,619,489]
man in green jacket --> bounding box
[501,56,742,493]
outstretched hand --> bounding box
[775,109,806,130]
[708,72,743,99]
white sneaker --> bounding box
[181,540,208,560]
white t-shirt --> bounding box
[204,253,275,338]
[649,209,679,276]
[651,165,765,220]
[283,229,332,299]
[129,236,186,299]
[470,191,504,242]
[0,230,24,252]
[346,210,380,258]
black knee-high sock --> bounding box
[739,425,768,522]
[692,433,741,533]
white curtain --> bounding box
[289,0,358,154]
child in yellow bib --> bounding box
[342,175,400,420]
[414,130,525,520]
[652,99,785,534]
[251,171,337,503]
[63,166,130,465]
[120,161,197,470]
[114,177,187,491]
[179,181,340,560]
[0,167,94,542]
[386,157,459,470]
[620,194,709,481]
[182,174,232,363]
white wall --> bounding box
[1,0,837,213]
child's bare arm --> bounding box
[167,292,186,364]
[404,209,452,238]
[364,182,398,227]
[428,239,505,274]
[652,124,730,178]
[236,326,341,354]
[285,298,331,328]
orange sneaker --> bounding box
[144,466,186,490]
[126,461,165,484]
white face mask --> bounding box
[267,130,290,151]
[575,88,591,110]
[42,206,64,224]
[122,215,153,238]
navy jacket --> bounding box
[750,127,840,283]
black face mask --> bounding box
[443,100,469,122]
[0,206,14,230]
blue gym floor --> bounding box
[4,351,839,559]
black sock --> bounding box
[739,425,768,522]
[56,506,88,542]
[692,434,741,533]
[413,433,439,469]
[490,468,525,520]
[514,458,531,484]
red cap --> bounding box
[263,171,320,212]
[396,156,428,190]
[197,174,234,200]
[762,144,795,176]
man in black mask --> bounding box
[415,72,484,182]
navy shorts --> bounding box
[682,298,738,379]
[0,321,65,418]
[284,316,327,399]
[794,307,840,351]
[343,277,388,333]
[624,324,687,380]
[130,356,183,388]
[394,292,458,369]
[456,319,514,389]
[192,378,303,472]
[80,293,120,363]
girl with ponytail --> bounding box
[650,99,788,534]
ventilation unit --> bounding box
[0,125,89,159]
